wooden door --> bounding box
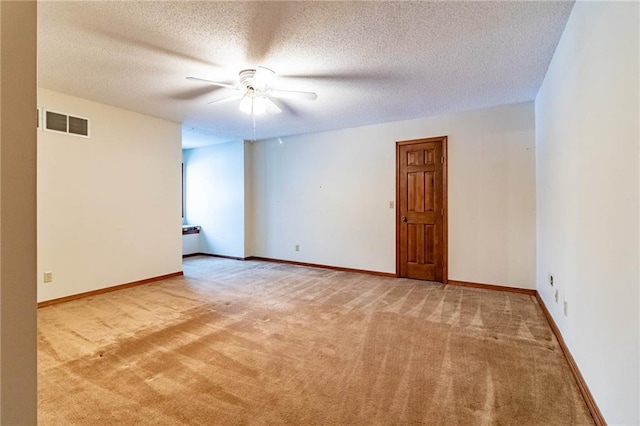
[397,137,447,282]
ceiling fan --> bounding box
[186,66,318,116]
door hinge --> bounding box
[441,208,444,216]
[441,157,444,163]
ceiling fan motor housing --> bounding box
[239,69,257,90]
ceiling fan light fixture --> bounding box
[239,94,272,116]
[252,96,268,115]
[239,96,253,114]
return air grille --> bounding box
[44,110,90,138]
[46,111,67,132]
[68,116,89,136]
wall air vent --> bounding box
[68,116,89,136]
[44,110,90,138]
[46,111,67,132]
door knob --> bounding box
[402,216,407,222]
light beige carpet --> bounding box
[38,256,594,425]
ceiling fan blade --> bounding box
[207,94,244,105]
[267,89,318,101]
[264,97,282,115]
[167,85,223,101]
[246,3,290,63]
[252,67,275,92]
[78,23,221,68]
[186,77,238,90]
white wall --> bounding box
[248,102,536,289]
[183,141,246,258]
[38,88,183,302]
[182,233,200,255]
[535,1,639,424]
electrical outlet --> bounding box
[295,245,300,252]
[554,289,559,303]
[563,300,568,317]
[43,271,53,283]
[389,201,394,209]
[549,274,554,286]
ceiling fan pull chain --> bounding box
[252,109,257,141]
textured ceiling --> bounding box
[38,1,574,148]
